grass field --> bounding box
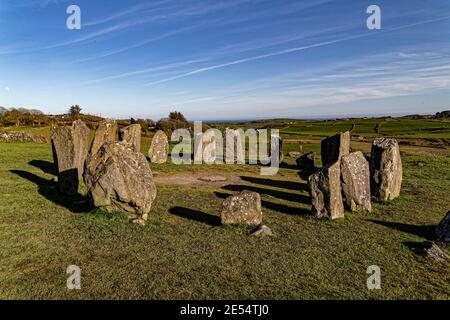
[0,118,449,299]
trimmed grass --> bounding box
[0,139,449,299]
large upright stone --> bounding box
[51,120,89,195]
[370,138,402,201]
[194,130,217,164]
[148,130,169,164]
[84,141,157,219]
[436,211,450,243]
[90,119,117,155]
[119,124,141,153]
[223,129,244,164]
[321,131,350,166]
[220,190,262,225]
[308,161,344,219]
[340,151,372,212]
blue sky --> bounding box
[0,0,449,120]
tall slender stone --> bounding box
[91,119,117,155]
[308,161,344,219]
[321,131,350,166]
[51,120,89,195]
[370,138,402,201]
[340,151,372,212]
[119,124,141,153]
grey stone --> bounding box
[119,124,141,153]
[436,211,450,243]
[251,225,273,236]
[84,141,157,219]
[198,175,227,182]
[148,130,169,164]
[221,190,262,225]
[90,119,117,155]
[340,151,372,212]
[321,131,350,166]
[308,161,344,219]
[288,151,303,158]
[51,120,90,195]
[370,138,402,201]
[421,241,448,263]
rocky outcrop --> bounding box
[84,141,157,219]
[148,130,169,164]
[220,190,262,225]
[321,131,350,166]
[340,151,372,212]
[119,124,141,153]
[370,138,402,201]
[308,161,344,219]
[436,211,450,243]
[0,131,47,143]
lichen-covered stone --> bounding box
[221,190,262,225]
[84,141,157,218]
[308,161,344,219]
[340,151,372,212]
[148,130,169,164]
[90,119,117,155]
[119,124,141,153]
[370,138,402,201]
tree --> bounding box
[69,105,82,119]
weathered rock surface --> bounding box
[321,131,350,166]
[221,190,262,225]
[119,124,141,153]
[340,151,372,212]
[90,119,117,155]
[296,152,315,170]
[148,130,169,164]
[436,211,450,242]
[288,151,303,158]
[251,225,272,236]
[370,138,402,201]
[51,120,90,195]
[420,241,449,263]
[84,141,157,218]
[308,161,344,219]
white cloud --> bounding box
[4,87,10,92]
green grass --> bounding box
[0,136,449,299]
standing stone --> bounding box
[119,124,141,153]
[84,141,157,219]
[148,130,169,163]
[51,120,90,195]
[308,161,344,219]
[220,190,262,225]
[296,152,315,170]
[90,119,117,155]
[194,130,217,164]
[340,151,372,212]
[270,135,284,163]
[436,211,450,243]
[223,129,244,164]
[321,131,350,166]
[370,138,402,201]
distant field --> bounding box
[0,117,449,299]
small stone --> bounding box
[288,151,303,158]
[221,190,262,225]
[198,175,227,182]
[296,152,315,170]
[251,225,272,236]
[421,241,449,263]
